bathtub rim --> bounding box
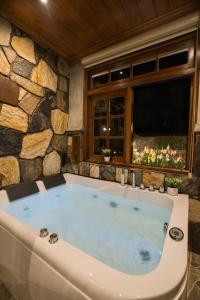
[0,173,188,300]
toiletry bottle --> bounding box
[121,169,125,186]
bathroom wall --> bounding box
[68,63,84,131]
[0,16,69,187]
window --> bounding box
[132,78,191,169]
[92,72,109,87]
[86,34,195,171]
[92,93,125,158]
[159,50,188,70]
[111,66,130,81]
[133,59,156,76]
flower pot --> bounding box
[167,187,178,196]
[104,156,110,162]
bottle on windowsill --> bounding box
[121,169,125,186]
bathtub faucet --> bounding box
[130,170,136,188]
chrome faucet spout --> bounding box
[131,171,136,188]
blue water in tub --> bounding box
[1,184,171,275]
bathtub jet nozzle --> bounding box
[49,233,59,244]
[40,228,49,238]
[163,222,168,234]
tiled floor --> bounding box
[187,251,200,299]
[0,251,200,300]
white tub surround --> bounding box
[0,174,188,300]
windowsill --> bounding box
[86,159,189,174]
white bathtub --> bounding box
[0,173,188,300]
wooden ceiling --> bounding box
[0,0,199,61]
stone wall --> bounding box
[0,16,69,187]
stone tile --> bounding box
[0,48,10,76]
[127,169,143,186]
[51,109,68,134]
[143,171,165,188]
[57,57,69,77]
[188,281,200,300]
[20,157,42,181]
[31,59,58,92]
[51,134,67,152]
[43,151,61,176]
[58,76,68,92]
[20,129,53,159]
[11,36,36,64]
[0,156,20,186]
[0,77,19,106]
[189,221,200,254]
[19,93,40,115]
[187,250,200,298]
[0,283,12,300]
[90,164,99,178]
[100,165,115,181]
[18,87,27,101]
[0,16,12,46]
[28,98,51,133]
[0,126,23,155]
[67,136,73,146]
[179,177,200,200]
[187,267,200,296]
[64,162,79,175]
[191,252,200,269]
[2,46,17,64]
[11,72,44,97]
[189,198,200,223]
[79,162,90,177]
[56,91,69,113]
[12,57,33,79]
[116,168,128,183]
[0,104,28,133]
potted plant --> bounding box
[102,148,111,162]
[165,176,183,196]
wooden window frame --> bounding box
[89,90,127,163]
[84,32,197,173]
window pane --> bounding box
[110,118,124,136]
[109,139,124,156]
[110,96,124,115]
[94,139,107,155]
[95,99,107,117]
[132,78,190,169]
[94,119,107,136]
[92,72,109,87]
[133,60,156,76]
[111,67,130,81]
[159,51,188,70]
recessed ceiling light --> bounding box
[40,0,48,4]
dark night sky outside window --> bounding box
[133,78,190,136]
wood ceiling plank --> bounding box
[152,0,170,15]
[49,0,97,46]
[136,0,157,22]
[168,0,186,10]
[102,0,132,30]
[85,0,120,36]
[119,0,143,26]
[0,0,198,60]
[67,0,110,41]
[0,0,85,55]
